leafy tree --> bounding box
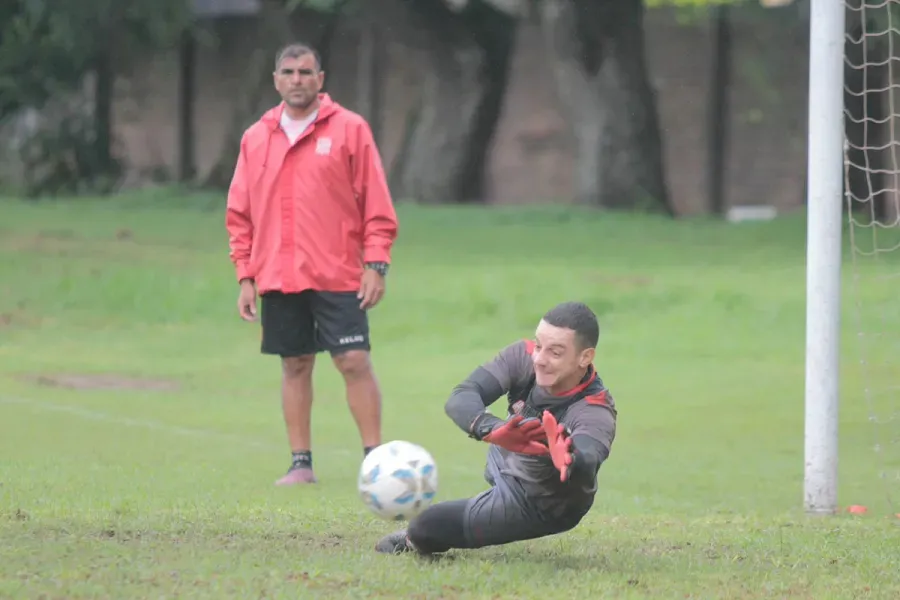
[0,0,190,120]
[0,0,191,196]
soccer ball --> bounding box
[357,440,438,521]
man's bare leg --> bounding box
[333,350,381,453]
[275,354,317,485]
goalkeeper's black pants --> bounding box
[407,499,472,553]
[406,492,585,554]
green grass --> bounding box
[1,190,899,599]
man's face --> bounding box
[273,53,324,111]
[531,319,595,392]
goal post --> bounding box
[803,0,846,515]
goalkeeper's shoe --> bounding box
[374,530,414,554]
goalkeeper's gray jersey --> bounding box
[480,340,617,516]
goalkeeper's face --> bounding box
[532,320,595,394]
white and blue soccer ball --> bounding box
[357,440,438,521]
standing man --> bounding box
[225,42,399,486]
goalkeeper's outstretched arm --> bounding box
[444,366,506,435]
[567,435,611,484]
[444,340,534,436]
[559,400,617,486]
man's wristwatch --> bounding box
[364,262,389,277]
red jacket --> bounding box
[225,94,399,295]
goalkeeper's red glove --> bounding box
[541,410,574,482]
[471,414,549,456]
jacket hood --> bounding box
[260,93,341,131]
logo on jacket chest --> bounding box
[315,137,332,156]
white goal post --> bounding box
[804,0,846,515]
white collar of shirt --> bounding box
[280,109,318,144]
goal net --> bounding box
[842,0,900,516]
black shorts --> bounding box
[259,290,370,357]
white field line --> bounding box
[0,395,471,473]
[0,395,344,455]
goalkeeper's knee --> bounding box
[407,499,470,553]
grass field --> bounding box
[1,189,899,599]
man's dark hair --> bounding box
[542,301,600,350]
[274,42,322,71]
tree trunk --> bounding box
[455,3,517,202]
[177,29,197,182]
[92,41,115,182]
[388,0,516,204]
[540,0,672,214]
[388,44,482,204]
[201,0,294,189]
[356,3,387,146]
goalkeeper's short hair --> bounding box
[542,302,600,350]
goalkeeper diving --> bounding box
[375,301,617,555]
